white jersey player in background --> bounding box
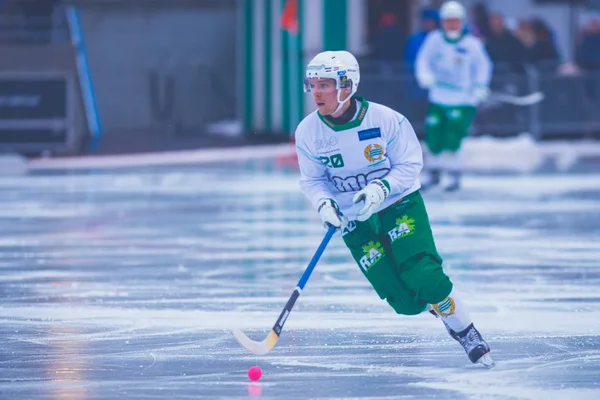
[416,0,493,191]
[294,50,494,367]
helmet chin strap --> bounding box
[331,89,351,116]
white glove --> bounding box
[352,179,389,222]
[473,86,490,105]
[417,71,435,89]
[317,198,347,230]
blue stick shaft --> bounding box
[296,226,336,290]
[270,226,336,336]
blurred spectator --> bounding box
[515,19,535,49]
[468,2,490,40]
[557,61,580,76]
[528,18,560,66]
[514,18,560,67]
[485,11,526,73]
[504,17,518,32]
[370,11,404,62]
[399,9,438,119]
[576,17,600,71]
[403,9,439,65]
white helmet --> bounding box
[440,1,466,21]
[439,1,466,39]
[304,50,360,114]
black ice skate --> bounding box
[444,171,461,192]
[456,323,494,368]
[421,169,441,191]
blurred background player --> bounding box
[415,0,492,192]
[294,50,494,367]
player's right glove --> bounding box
[417,71,435,89]
[317,198,347,230]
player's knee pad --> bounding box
[425,135,445,156]
[358,254,430,316]
[386,295,429,315]
[400,253,453,305]
[445,135,465,153]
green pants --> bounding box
[341,191,452,315]
[425,103,476,155]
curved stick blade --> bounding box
[519,92,544,105]
[231,328,278,355]
[530,92,544,103]
[493,91,545,106]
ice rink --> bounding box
[1,139,599,399]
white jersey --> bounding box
[295,97,422,221]
[416,30,492,106]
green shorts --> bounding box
[341,191,452,315]
[425,103,476,155]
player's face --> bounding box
[442,18,462,34]
[309,78,339,115]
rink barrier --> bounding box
[27,144,293,170]
[25,135,600,173]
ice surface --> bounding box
[0,147,599,399]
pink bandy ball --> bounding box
[247,365,262,381]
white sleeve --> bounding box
[295,129,336,210]
[415,32,436,85]
[382,113,423,194]
[472,39,493,88]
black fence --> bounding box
[357,61,600,140]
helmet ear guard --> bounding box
[339,75,353,90]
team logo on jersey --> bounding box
[357,127,381,141]
[364,144,384,163]
[388,215,415,243]
[315,136,339,152]
[359,241,385,273]
[331,168,389,192]
[433,297,456,317]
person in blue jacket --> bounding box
[404,9,440,66]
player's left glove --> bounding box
[352,179,389,222]
[473,86,490,105]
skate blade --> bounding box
[477,353,495,369]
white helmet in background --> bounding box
[440,1,466,39]
[304,50,360,114]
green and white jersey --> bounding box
[295,97,422,221]
[416,29,492,106]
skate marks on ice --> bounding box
[0,164,598,399]
[262,331,600,400]
[1,312,599,399]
